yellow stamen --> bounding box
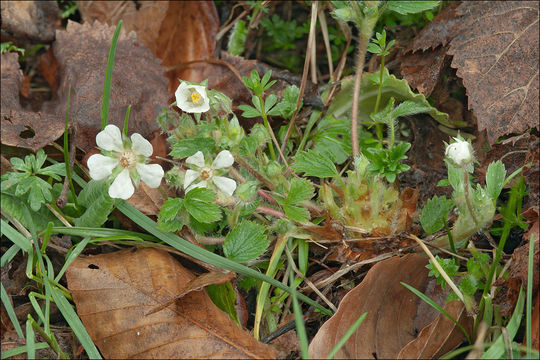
[191,92,201,103]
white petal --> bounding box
[213,176,236,196]
[131,133,153,157]
[185,180,207,194]
[96,125,124,152]
[108,169,134,199]
[87,154,118,180]
[184,169,200,189]
[174,82,210,113]
[136,163,164,188]
[212,150,234,169]
[186,151,205,167]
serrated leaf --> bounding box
[485,160,506,200]
[420,195,454,234]
[286,178,314,205]
[283,204,310,223]
[292,150,339,178]
[223,221,268,262]
[169,138,216,159]
[75,179,115,227]
[387,1,439,15]
[184,188,222,224]
[238,104,261,118]
[157,218,184,232]
[158,198,184,222]
[391,100,433,119]
[459,275,478,296]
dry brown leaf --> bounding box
[66,248,276,359]
[1,1,62,42]
[46,20,170,153]
[447,1,539,144]
[78,1,220,91]
[399,46,449,97]
[1,53,65,151]
[309,254,472,359]
[398,301,473,359]
[529,293,540,351]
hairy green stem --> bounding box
[374,53,386,141]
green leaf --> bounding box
[238,104,261,118]
[223,221,268,262]
[426,256,459,289]
[264,94,277,113]
[283,204,310,223]
[387,1,440,15]
[486,160,506,200]
[207,283,240,324]
[292,150,339,178]
[420,195,454,234]
[459,275,478,296]
[0,192,58,231]
[184,188,222,223]
[391,100,433,119]
[158,198,184,222]
[75,180,115,227]
[328,67,452,129]
[227,20,247,56]
[169,138,216,159]
[286,178,314,205]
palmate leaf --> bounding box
[169,138,216,159]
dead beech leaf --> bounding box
[78,1,220,91]
[1,53,65,152]
[65,248,276,359]
[399,46,448,97]
[309,254,472,359]
[309,254,430,359]
[126,182,166,216]
[398,301,473,359]
[45,20,169,153]
[447,1,539,144]
[1,0,62,42]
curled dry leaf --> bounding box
[1,53,65,152]
[78,0,220,91]
[0,0,62,42]
[309,254,473,359]
[45,20,170,153]
[65,248,276,359]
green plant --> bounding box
[1,41,25,55]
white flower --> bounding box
[184,150,236,196]
[445,137,474,166]
[87,124,164,200]
[175,81,210,113]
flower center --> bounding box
[200,167,213,181]
[191,92,201,104]
[119,150,137,169]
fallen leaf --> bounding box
[399,45,449,97]
[66,247,276,359]
[1,52,65,151]
[45,20,170,153]
[126,182,167,216]
[397,301,473,359]
[78,1,220,91]
[528,292,540,351]
[447,1,539,144]
[309,254,472,359]
[1,0,62,42]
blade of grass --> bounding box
[401,282,471,344]
[49,284,101,359]
[482,286,525,359]
[1,283,24,338]
[48,226,155,241]
[1,244,20,267]
[290,264,309,359]
[55,237,91,282]
[526,234,535,358]
[26,317,35,359]
[0,219,31,252]
[101,20,123,130]
[63,86,77,203]
[326,312,367,359]
[0,343,49,359]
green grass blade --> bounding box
[49,284,101,359]
[26,318,35,359]
[55,237,91,282]
[290,268,309,359]
[526,234,535,358]
[1,283,24,338]
[401,282,471,344]
[1,244,20,267]
[482,286,525,359]
[1,342,49,359]
[326,312,367,359]
[101,20,123,129]
[63,86,77,203]
[0,219,31,252]
[49,226,155,241]
[117,201,332,316]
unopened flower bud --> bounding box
[445,137,473,167]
